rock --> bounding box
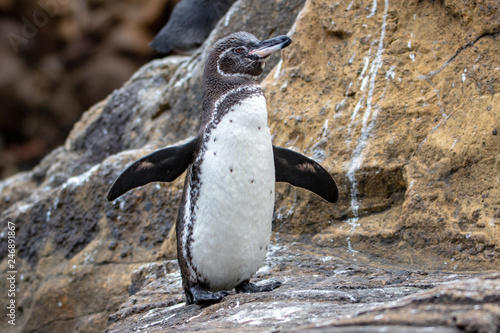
[103,242,498,332]
[267,0,500,271]
[0,0,178,178]
[302,272,500,333]
[0,0,499,332]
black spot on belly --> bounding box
[230,168,233,173]
[250,179,254,184]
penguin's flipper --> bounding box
[107,138,198,201]
[273,145,339,203]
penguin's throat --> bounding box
[202,84,263,126]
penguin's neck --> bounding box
[201,77,261,128]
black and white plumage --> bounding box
[108,32,338,305]
[150,0,237,54]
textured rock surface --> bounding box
[267,0,500,271]
[0,0,499,332]
[103,243,499,333]
[0,0,178,178]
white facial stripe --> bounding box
[216,48,260,80]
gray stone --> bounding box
[103,242,498,332]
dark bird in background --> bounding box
[150,0,237,54]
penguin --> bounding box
[150,0,237,54]
[108,32,338,305]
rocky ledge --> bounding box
[104,242,499,333]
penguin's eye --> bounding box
[233,47,246,54]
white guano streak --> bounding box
[367,0,377,18]
[345,0,389,253]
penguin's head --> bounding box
[206,32,292,81]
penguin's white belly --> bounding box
[190,94,275,291]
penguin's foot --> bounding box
[190,286,229,305]
[235,280,282,293]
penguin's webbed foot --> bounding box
[190,286,229,305]
[235,280,282,293]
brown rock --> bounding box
[267,0,500,271]
[72,53,139,109]
[0,0,178,178]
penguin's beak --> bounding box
[249,35,292,59]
